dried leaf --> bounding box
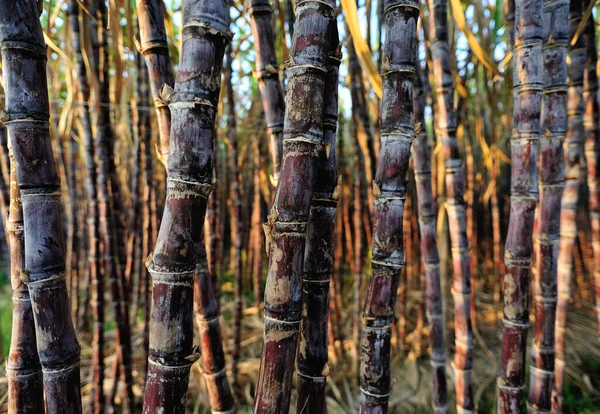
[340,0,382,98]
[158,83,174,106]
[332,175,343,201]
[372,181,381,198]
[450,0,500,76]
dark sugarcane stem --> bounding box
[248,0,285,183]
[296,26,342,413]
[528,0,568,411]
[136,36,156,338]
[253,1,336,412]
[139,47,157,383]
[413,60,448,414]
[346,29,369,368]
[583,0,600,340]
[360,0,419,411]
[464,120,477,328]
[137,0,172,372]
[553,0,585,410]
[252,144,264,310]
[137,0,175,167]
[68,0,105,411]
[143,1,232,411]
[0,1,82,412]
[194,246,235,412]
[427,0,474,409]
[91,1,135,409]
[224,0,244,391]
[330,208,345,356]
[498,0,543,411]
[6,147,44,414]
[206,163,220,302]
[127,61,143,324]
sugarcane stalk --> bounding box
[137,0,175,167]
[253,1,336,411]
[194,245,235,412]
[528,0,568,411]
[68,0,105,411]
[427,0,475,409]
[0,1,82,411]
[248,0,285,183]
[143,1,232,411]
[346,31,368,368]
[553,1,585,410]
[252,144,264,310]
[498,0,543,411]
[413,59,448,414]
[583,0,600,341]
[6,143,44,414]
[296,26,341,412]
[360,1,419,411]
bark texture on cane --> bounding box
[248,0,285,182]
[413,60,448,414]
[0,1,82,412]
[498,0,543,411]
[194,246,235,412]
[553,1,585,410]
[583,1,600,340]
[68,1,104,410]
[360,1,419,411]
[6,150,44,414]
[143,1,231,412]
[427,0,474,409]
[137,0,175,167]
[528,0,568,411]
[253,1,336,412]
[296,27,341,413]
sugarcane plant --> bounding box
[253,0,336,411]
[427,0,474,409]
[194,244,235,412]
[248,0,285,183]
[143,0,233,412]
[413,58,448,414]
[137,0,175,167]
[6,144,44,413]
[360,0,419,411]
[554,0,585,410]
[583,0,600,339]
[0,0,82,412]
[296,26,342,412]
[498,0,543,411]
[528,0,568,411]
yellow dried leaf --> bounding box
[340,0,382,99]
[449,0,500,76]
[372,181,381,198]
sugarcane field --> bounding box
[2,0,600,413]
